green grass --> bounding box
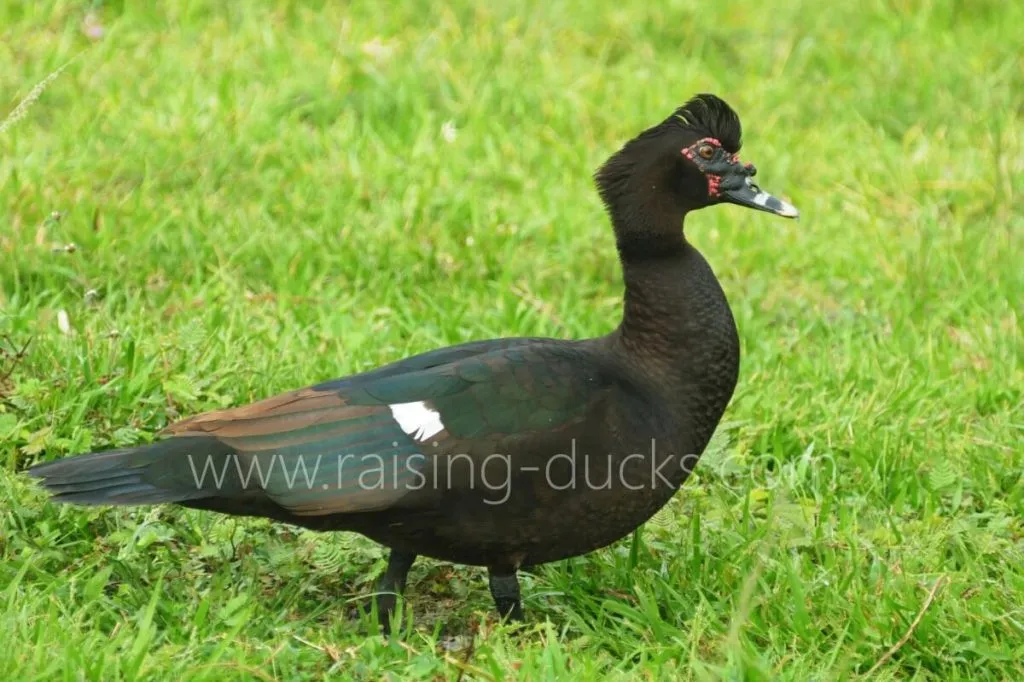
[1,0,1022,679]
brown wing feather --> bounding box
[163,388,352,437]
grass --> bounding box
[1,0,1021,679]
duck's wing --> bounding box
[29,341,614,517]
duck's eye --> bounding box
[698,144,715,160]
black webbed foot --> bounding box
[488,567,525,623]
[371,550,417,635]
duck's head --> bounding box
[596,94,798,226]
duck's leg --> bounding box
[376,550,417,634]
[487,567,524,621]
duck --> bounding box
[27,93,798,632]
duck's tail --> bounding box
[27,437,234,506]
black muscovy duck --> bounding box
[28,93,797,631]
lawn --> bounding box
[1,1,1021,679]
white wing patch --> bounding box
[389,401,445,442]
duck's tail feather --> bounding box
[27,437,233,506]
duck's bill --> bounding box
[722,177,799,218]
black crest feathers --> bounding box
[594,93,745,212]
[670,94,743,153]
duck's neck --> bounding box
[609,214,740,419]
